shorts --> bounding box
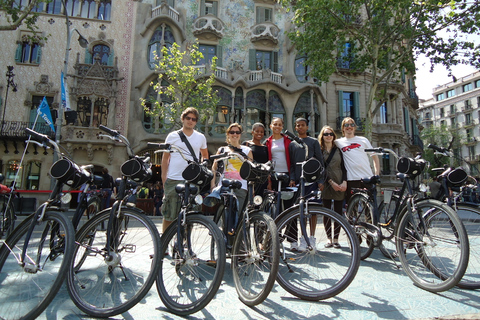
[161,179,183,222]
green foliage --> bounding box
[279,0,480,137]
[0,0,46,33]
[142,42,219,130]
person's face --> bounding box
[252,127,265,141]
[343,121,356,136]
[322,129,335,142]
[270,119,283,135]
[295,121,308,136]
[182,112,198,129]
[228,126,242,143]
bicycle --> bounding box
[346,147,469,292]
[153,142,226,316]
[208,152,279,306]
[273,131,361,301]
[66,125,162,317]
[0,128,79,320]
[0,174,16,239]
[427,143,480,290]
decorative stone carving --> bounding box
[87,143,94,161]
[107,145,114,165]
[193,15,225,40]
[250,22,280,45]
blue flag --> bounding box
[61,71,71,111]
[37,96,55,132]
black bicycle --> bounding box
[0,174,16,239]
[346,147,469,292]
[153,143,226,316]
[66,125,161,317]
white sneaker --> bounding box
[298,237,307,252]
[289,241,299,252]
[309,236,317,249]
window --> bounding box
[465,99,473,109]
[249,50,278,72]
[201,0,218,16]
[476,79,480,88]
[425,112,430,120]
[440,120,445,127]
[337,42,354,69]
[450,104,456,114]
[440,108,444,117]
[148,26,175,69]
[198,45,222,66]
[80,0,97,19]
[92,98,109,127]
[25,161,41,190]
[463,83,473,92]
[403,107,410,134]
[245,90,267,130]
[256,6,272,23]
[466,113,472,125]
[382,154,391,175]
[76,97,108,127]
[92,44,110,65]
[77,97,92,126]
[97,0,111,20]
[469,146,475,159]
[65,0,81,17]
[15,37,42,65]
[437,93,445,101]
[451,117,456,128]
[294,91,320,134]
[46,0,62,14]
[338,91,359,119]
[466,128,472,139]
[380,102,388,124]
[447,89,455,98]
[295,55,310,82]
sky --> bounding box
[415,55,478,100]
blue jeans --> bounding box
[102,188,113,209]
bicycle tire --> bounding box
[276,204,360,300]
[156,213,226,316]
[345,193,375,260]
[439,203,480,290]
[1,196,15,239]
[396,199,469,292]
[378,200,398,259]
[67,208,161,317]
[0,211,75,320]
[231,211,279,306]
[85,196,102,220]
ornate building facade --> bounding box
[0,0,421,202]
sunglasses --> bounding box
[184,116,198,122]
[344,123,356,128]
[323,132,334,137]
[228,130,242,135]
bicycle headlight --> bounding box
[60,192,72,204]
[253,195,263,206]
[195,194,203,205]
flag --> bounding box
[37,96,55,132]
[61,71,71,111]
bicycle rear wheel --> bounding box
[67,208,161,317]
[378,199,398,259]
[396,199,469,292]
[0,211,75,320]
[231,211,279,306]
[345,193,375,260]
[443,203,480,289]
[276,204,360,300]
[156,213,226,316]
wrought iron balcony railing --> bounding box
[0,121,56,140]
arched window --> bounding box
[46,0,62,14]
[92,44,110,65]
[246,90,266,132]
[210,87,231,136]
[81,0,96,18]
[92,98,109,127]
[97,0,111,20]
[294,91,320,135]
[233,87,244,124]
[148,26,175,69]
[77,97,92,127]
[143,80,173,133]
[268,91,286,126]
[65,0,81,17]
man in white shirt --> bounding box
[335,117,380,203]
[161,107,209,232]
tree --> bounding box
[142,42,219,131]
[279,0,480,137]
[0,0,45,32]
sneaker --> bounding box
[309,236,317,249]
[289,242,299,252]
[298,237,307,252]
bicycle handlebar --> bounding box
[364,147,399,160]
[284,130,305,148]
[25,128,61,155]
[99,125,135,158]
[427,144,452,157]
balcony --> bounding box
[462,103,473,112]
[192,65,228,80]
[193,15,225,40]
[464,119,478,128]
[250,22,280,45]
[0,121,55,141]
[406,89,419,109]
[411,134,424,150]
[151,2,180,22]
[247,69,283,84]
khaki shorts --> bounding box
[161,179,183,222]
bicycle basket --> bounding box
[396,157,426,177]
[447,168,468,187]
[121,158,152,182]
[50,158,90,188]
[182,162,213,188]
[240,160,270,183]
[303,158,323,183]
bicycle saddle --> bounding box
[361,175,381,186]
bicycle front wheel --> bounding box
[378,200,398,259]
[0,211,75,320]
[156,214,226,316]
[231,211,279,306]
[345,193,375,260]
[276,204,360,300]
[396,199,469,292]
[1,196,15,239]
[67,208,161,317]
[453,204,480,289]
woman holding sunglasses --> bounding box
[212,123,253,214]
[319,126,347,248]
[335,117,380,203]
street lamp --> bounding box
[0,66,18,136]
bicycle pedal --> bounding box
[206,260,217,267]
[124,244,136,253]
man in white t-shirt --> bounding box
[335,117,380,203]
[161,107,208,232]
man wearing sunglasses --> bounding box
[161,107,209,233]
[335,117,380,203]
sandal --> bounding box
[324,242,334,248]
[333,242,341,249]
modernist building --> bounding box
[0,0,421,201]
[418,70,480,174]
